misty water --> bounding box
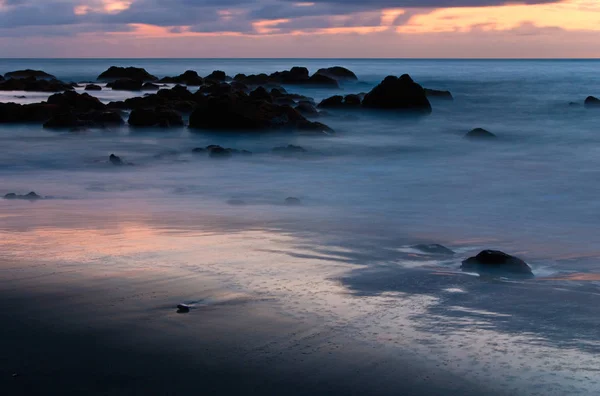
[2,59,600,394]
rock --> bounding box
[188,92,332,133]
[284,197,301,206]
[159,70,204,85]
[0,77,73,92]
[270,67,309,84]
[177,304,190,313]
[465,128,496,139]
[47,90,105,112]
[584,96,600,108]
[461,250,533,276]
[205,70,228,82]
[306,73,339,88]
[425,88,453,100]
[97,66,157,81]
[82,111,124,127]
[272,144,307,156]
[107,79,143,91]
[4,69,56,79]
[109,154,124,165]
[412,244,455,255]
[128,107,184,128]
[142,82,160,90]
[85,84,102,91]
[249,86,272,102]
[568,102,580,107]
[316,66,358,81]
[192,147,207,154]
[362,74,432,114]
[208,146,233,159]
[318,94,362,109]
[4,192,42,200]
[0,102,60,124]
[43,112,82,129]
[295,102,318,115]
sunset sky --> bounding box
[1,0,599,57]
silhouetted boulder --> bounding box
[0,102,61,124]
[316,66,358,81]
[107,79,143,91]
[461,250,533,276]
[128,107,184,127]
[98,66,157,81]
[249,86,272,102]
[285,197,301,206]
[142,82,160,90]
[188,92,332,133]
[4,192,43,200]
[208,146,233,159]
[0,77,73,92]
[318,94,362,109]
[85,84,102,91]
[295,102,318,115]
[465,128,496,139]
[584,96,600,108]
[109,154,124,165]
[306,73,339,88]
[160,70,204,85]
[47,90,105,112]
[4,70,55,79]
[425,88,453,100]
[270,67,310,84]
[412,244,455,255]
[205,70,228,82]
[362,74,432,114]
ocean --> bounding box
[1,59,600,395]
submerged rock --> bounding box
[412,244,455,255]
[84,84,102,91]
[98,66,157,81]
[4,192,42,200]
[425,88,453,100]
[208,146,233,159]
[0,77,73,92]
[272,145,307,156]
[284,197,302,206]
[465,128,496,139]
[316,66,358,81]
[584,96,600,108]
[109,154,124,166]
[176,304,190,313]
[4,69,56,79]
[318,94,362,109]
[461,250,533,276]
[362,75,432,114]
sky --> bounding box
[0,0,599,58]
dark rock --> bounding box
[4,191,42,200]
[285,197,301,206]
[177,304,190,313]
[192,147,207,154]
[295,101,318,115]
[208,146,233,159]
[412,244,455,255]
[270,67,309,84]
[316,66,358,81]
[188,92,332,133]
[128,107,184,128]
[344,94,362,106]
[0,77,73,92]
[159,70,204,86]
[85,84,102,91]
[306,73,339,88]
[249,86,272,102]
[425,88,453,100]
[98,66,157,81]
[107,79,143,91]
[584,96,600,108]
[461,250,533,276]
[43,112,82,129]
[362,74,432,114]
[109,154,124,165]
[272,145,307,156]
[47,90,105,112]
[142,82,160,90]
[205,70,228,82]
[568,102,580,107]
[82,111,124,127]
[0,102,61,124]
[318,94,362,109]
[4,69,56,79]
[465,128,496,139]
